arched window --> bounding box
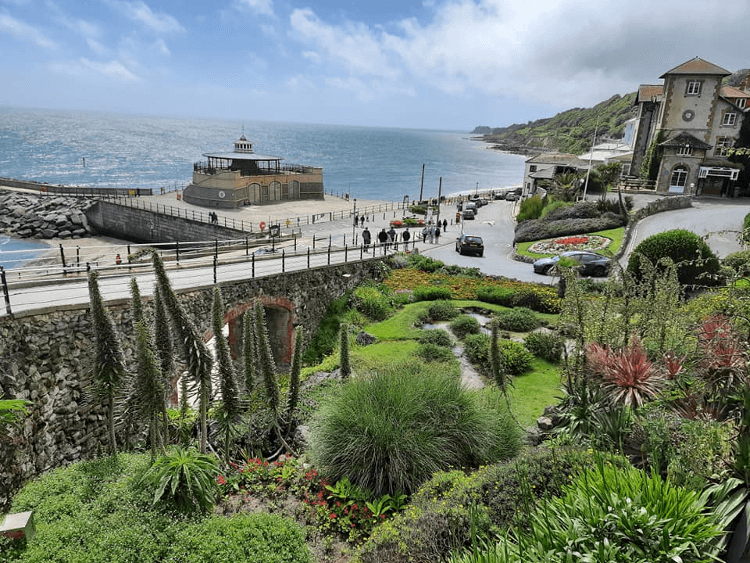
[669,165,688,193]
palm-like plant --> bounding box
[586,337,666,408]
[142,446,219,513]
[88,270,127,456]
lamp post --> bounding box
[352,198,357,242]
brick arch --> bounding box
[220,296,296,371]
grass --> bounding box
[507,358,563,428]
[516,227,625,260]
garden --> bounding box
[4,209,750,562]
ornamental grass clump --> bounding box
[308,360,521,497]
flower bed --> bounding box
[390,217,425,228]
[528,234,611,254]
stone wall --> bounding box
[0,190,95,240]
[0,177,153,197]
[0,259,386,510]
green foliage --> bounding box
[142,447,219,514]
[153,288,175,400]
[417,342,456,363]
[301,291,350,365]
[493,307,539,332]
[511,286,562,314]
[640,130,665,181]
[131,319,167,457]
[285,326,303,429]
[406,253,445,272]
[723,249,750,277]
[451,461,722,563]
[412,285,453,301]
[539,199,572,218]
[351,284,393,321]
[464,334,533,375]
[516,195,544,222]
[254,300,279,413]
[167,513,311,563]
[523,331,564,363]
[357,447,625,563]
[627,229,722,287]
[463,333,490,371]
[449,314,482,339]
[340,324,351,379]
[476,286,515,307]
[418,329,453,348]
[426,300,459,321]
[308,360,521,497]
[0,398,31,431]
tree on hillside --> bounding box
[88,270,127,456]
[152,252,213,453]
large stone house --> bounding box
[630,57,749,196]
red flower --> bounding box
[329,513,337,519]
[216,475,226,485]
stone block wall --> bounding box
[0,259,386,510]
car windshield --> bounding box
[465,237,482,243]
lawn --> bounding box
[516,227,625,260]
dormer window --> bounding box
[723,112,737,126]
[685,80,702,96]
[738,99,747,109]
[677,146,693,156]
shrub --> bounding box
[302,292,350,365]
[493,307,539,332]
[351,285,393,321]
[142,447,219,514]
[511,285,562,314]
[540,199,572,218]
[168,514,312,563]
[514,215,625,244]
[463,333,490,371]
[452,462,723,563]
[546,200,601,221]
[412,285,452,301]
[627,229,722,287]
[417,343,456,363]
[419,329,453,347]
[523,331,564,363]
[406,253,445,272]
[449,314,482,339]
[426,300,459,321]
[356,447,628,563]
[476,285,515,307]
[516,195,544,222]
[308,362,521,497]
[723,250,750,277]
[497,340,534,375]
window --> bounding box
[677,146,693,156]
[715,137,733,157]
[529,165,537,172]
[738,98,747,108]
[686,80,702,96]
[723,112,737,126]
[670,166,688,191]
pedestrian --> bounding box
[378,228,388,254]
[434,226,441,244]
[422,226,428,242]
[402,227,411,249]
[443,219,447,232]
[387,226,397,251]
[362,227,371,251]
[360,215,365,227]
[354,214,359,227]
[115,253,122,265]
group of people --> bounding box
[208,211,219,224]
[354,214,367,228]
[359,218,448,254]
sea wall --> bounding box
[0,189,95,240]
[0,177,153,197]
[0,258,386,510]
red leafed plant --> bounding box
[695,314,747,394]
[585,337,666,408]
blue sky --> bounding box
[1,0,749,130]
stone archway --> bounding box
[223,296,296,371]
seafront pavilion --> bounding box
[182,135,324,209]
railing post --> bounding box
[213,256,217,284]
[328,245,331,265]
[245,237,249,256]
[313,235,316,250]
[0,267,12,316]
[328,234,331,248]
[307,247,310,269]
[59,244,67,274]
[345,244,347,263]
[282,249,285,273]
[76,246,80,269]
[175,241,180,263]
[252,253,255,278]
[294,233,297,251]
[360,244,363,261]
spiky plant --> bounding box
[132,320,167,458]
[152,252,213,453]
[254,300,279,414]
[212,287,240,463]
[286,326,303,432]
[152,287,175,436]
[130,277,145,324]
[339,324,351,379]
[490,322,505,392]
[243,310,257,395]
[88,270,127,456]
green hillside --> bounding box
[477,92,638,155]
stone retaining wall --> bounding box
[0,259,386,510]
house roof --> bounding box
[721,85,750,99]
[637,84,663,103]
[660,57,731,79]
[659,132,713,150]
[525,152,583,165]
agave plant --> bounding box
[585,337,666,409]
[696,314,747,396]
[142,446,219,513]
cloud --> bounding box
[235,0,274,18]
[108,1,184,34]
[49,58,140,81]
[287,0,750,114]
[0,12,56,49]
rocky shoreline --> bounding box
[0,189,95,240]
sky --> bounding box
[1,0,749,131]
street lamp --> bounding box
[352,198,357,242]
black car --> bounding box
[455,234,484,256]
[462,209,475,220]
[533,250,611,277]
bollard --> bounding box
[252,253,255,278]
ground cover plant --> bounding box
[516,226,624,259]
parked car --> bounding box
[533,250,611,277]
[493,191,506,200]
[465,201,477,212]
[505,192,518,201]
[455,234,484,256]
[462,209,475,220]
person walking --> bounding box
[362,226,371,251]
[378,228,388,254]
[434,226,441,244]
[402,227,411,250]
[360,215,365,227]
[387,226,397,251]
[442,219,448,232]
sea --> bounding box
[0,106,525,267]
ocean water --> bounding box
[0,107,524,201]
[0,236,49,269]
